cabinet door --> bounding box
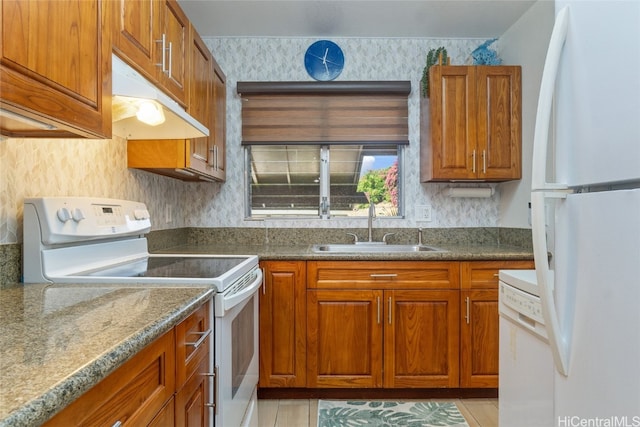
[158,0,188,104]
[112,0,160,81]
[384,290,460,388]
[459,260,533,388]
[44,330,176,426]
[476,66,522,180]
[175,354,210,427]
[210,61,227,181]
[426,65,477,181]
[188,26,213,176]
[260,261,307,387]
[460,289,499,387]
[307,289,383,388]
[0,0,110,138]
[112,0,187,106]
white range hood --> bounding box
[111,55,208,140]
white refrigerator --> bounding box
[499,0,640,426]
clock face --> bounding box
[304,40,344,81]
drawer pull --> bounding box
[186,330,211,349]
[465,297,470,324]
[112,422,123,427]
[370,273,398,279]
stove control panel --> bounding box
[24,197,152,245]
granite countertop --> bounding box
[0,283,214,427]
[157,242,534,261]
[0,239,532,426]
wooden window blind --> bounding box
[236,81,411,145]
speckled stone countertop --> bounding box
[0,283,214,427]
[157,242,534,261]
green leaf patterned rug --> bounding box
[317,400,470,427]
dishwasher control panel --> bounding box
[500,282,545,325]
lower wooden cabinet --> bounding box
[175,301,212,426]
[258,259,535,391]
[459,260,534,388]
[44,330,176,426]
[306,261,460,389]
[175,355,210,427]
[385,290,459,388]
[259,261,307,387]
[45,300,212,426]
[307,289,383,388]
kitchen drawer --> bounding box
[307,261,459,290]
[44,330,176,426]
[460,260,534,290]
[176,301,211,389]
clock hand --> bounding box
[322,48,328,64]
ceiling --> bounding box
[177,0,537,39]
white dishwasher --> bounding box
[498,269,554,427]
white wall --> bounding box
[498,0,555,228]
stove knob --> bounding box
[56,208,72,223]
[134,209,150,220]
[72,208,85,222]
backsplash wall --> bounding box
[1,37,507,246]
[0,137,186,244]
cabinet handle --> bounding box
[112,422,122,427]
[472,150,476,174]
[156,34,168,73]
[167,41,173,79]
[465,296,470,324]
[388,297,392,325]
[186,329,211,348]
[261,268,266,295]
[377,296,381,324]
[482,150,487,174]
[370,273,397,279]
[204,369,216,411]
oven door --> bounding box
[214,269,262,427]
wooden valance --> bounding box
[237,81,411,145]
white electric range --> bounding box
[22,197,261,427]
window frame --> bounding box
[244,143,405,220]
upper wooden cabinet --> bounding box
[421,65,522,182]
[0,0,111,138]
[127,24,227,182]
[112,0,188,106]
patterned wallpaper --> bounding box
[187,37,502,229]
[0,37,505,245]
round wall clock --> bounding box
[304,40,344,81]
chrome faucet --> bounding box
[367,202,376,242]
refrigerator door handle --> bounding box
[531,6,570,192]
[531,5,572,377]
[531,191,570,376]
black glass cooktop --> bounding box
[84,256,249,279]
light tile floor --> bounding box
[258,398,499,427]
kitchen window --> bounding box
[244,143,404,219]
[237,81,411,219]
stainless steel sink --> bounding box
[311,243,447,253]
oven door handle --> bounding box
[216,269,263,316]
